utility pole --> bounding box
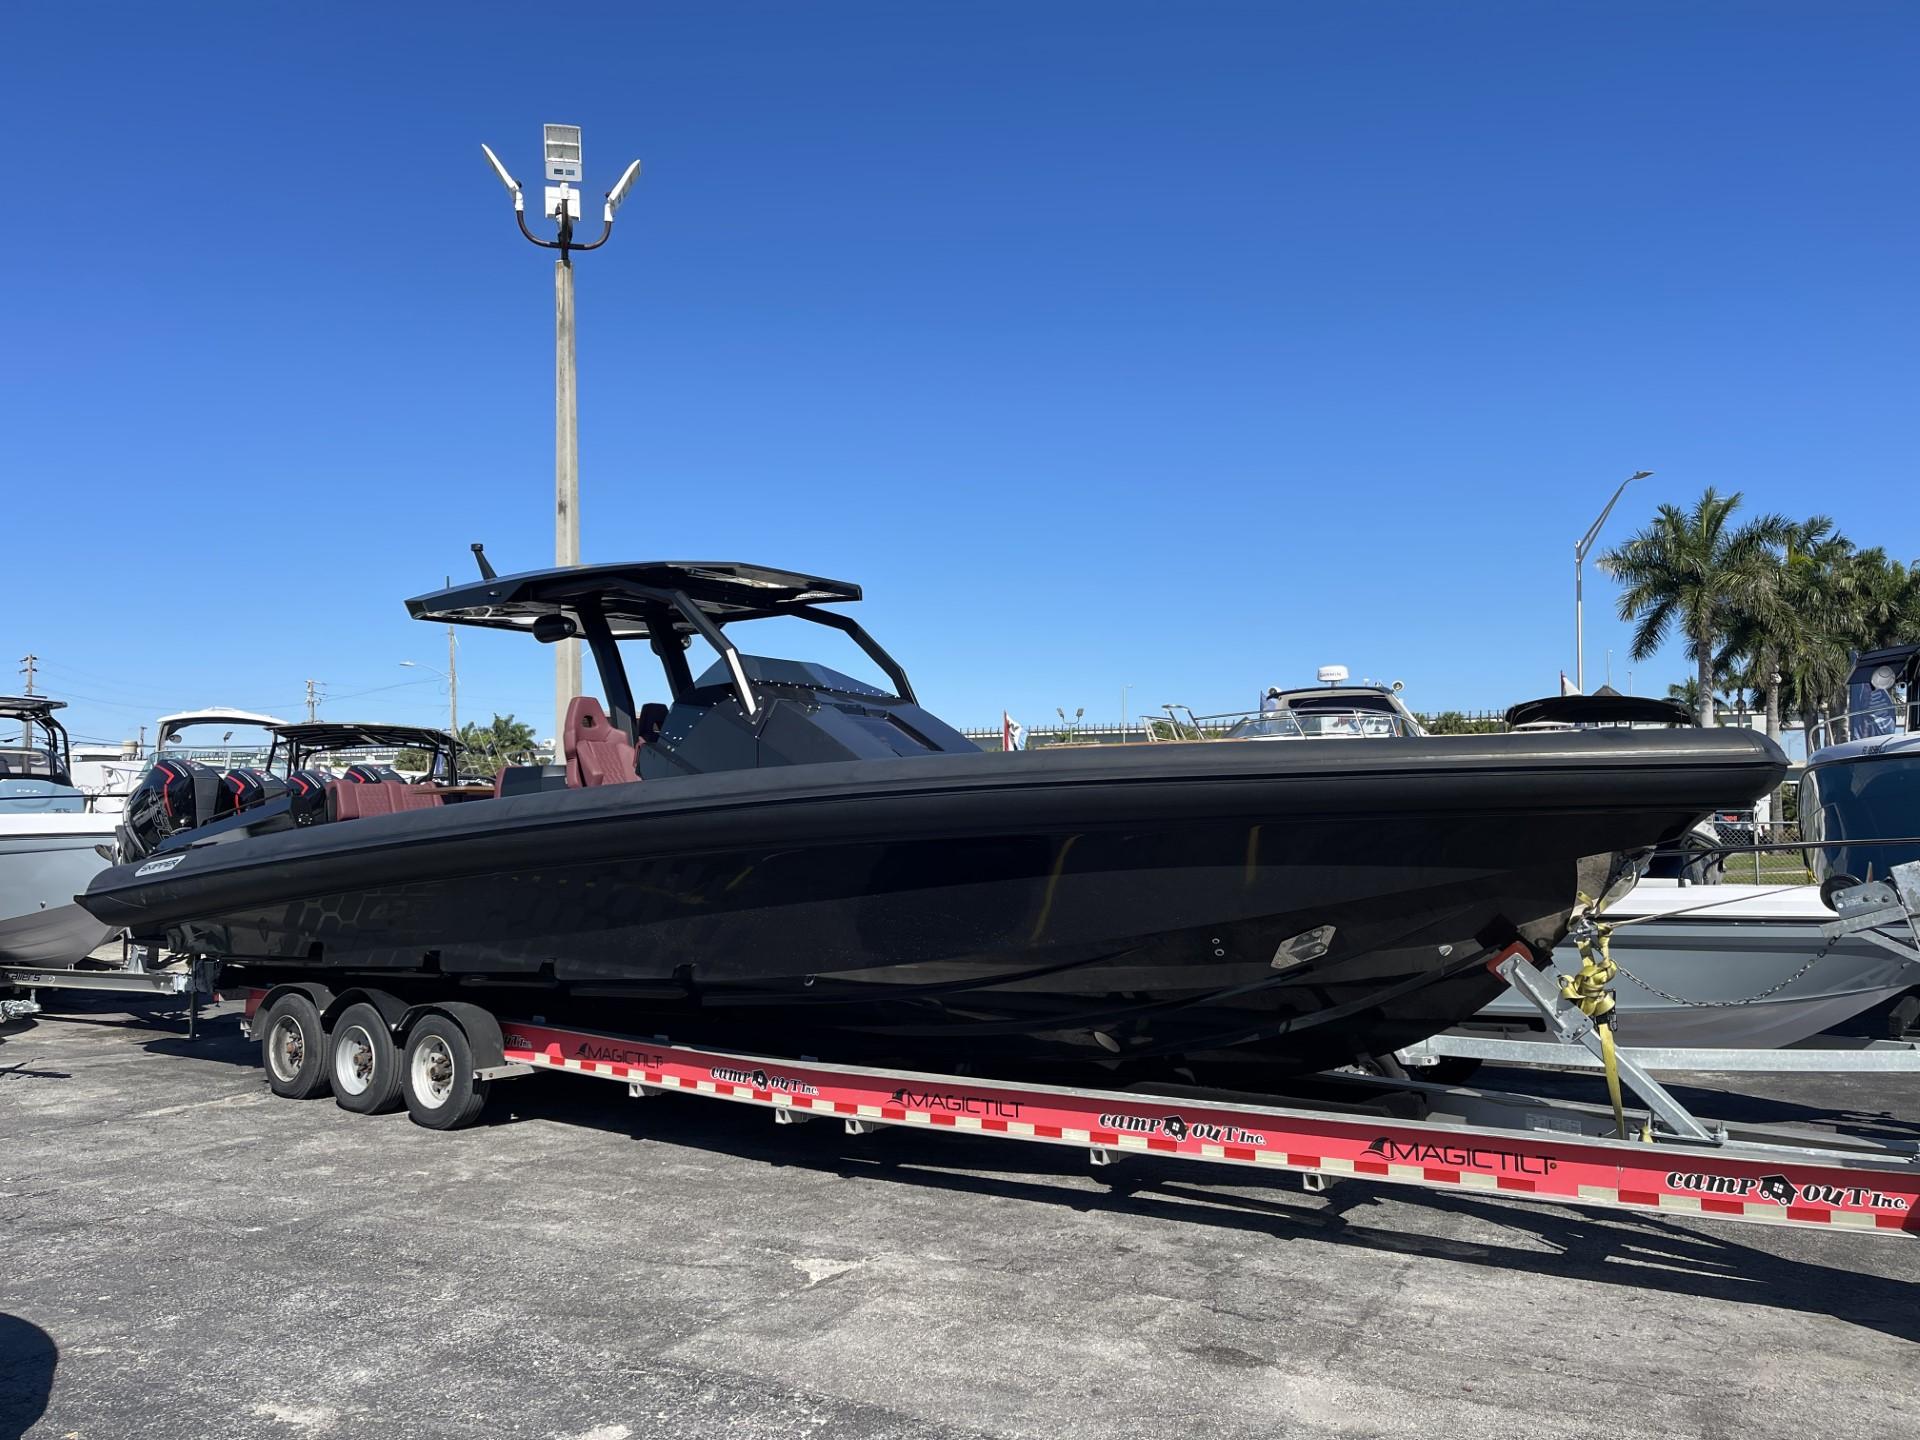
[305,679,319,722]
[479,127,643,740]
[15,655,33,746]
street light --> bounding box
[1574,470,1653,693]
[478,125,643,739]
[399,659,458,744]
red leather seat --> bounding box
[327,780,447,822]
[563,696,640,787]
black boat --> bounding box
[80,557,1787,1077]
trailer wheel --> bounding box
[260,993,331,1100]
[401,1014,490,1130]
[329,1002,404,1114]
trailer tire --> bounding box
[259,993,331,1100]
[329,1002,404,1114]
[401,1014,490,1130]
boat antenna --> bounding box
[470,542,497,581]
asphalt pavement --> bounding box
[3,994,1916,1440]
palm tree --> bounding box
[1719,516,1845,748]
[1664,677,1730,718]
[457,713,539,776]
[1601,488,1789,725]
[1847,548,1920,654]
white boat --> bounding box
[1,701,290,967]
[0,698,119,966]
[67,739,149,816]
[1467,879,1920,1048]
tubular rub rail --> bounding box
[496,1019,1920,1238]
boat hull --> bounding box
[81,731,1786,1074]
[1468,882,1920,1049]
[0,818,118,965]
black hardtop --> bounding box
[0,695,68,719]
[271,721,455,753]
[1504,693,1695,729]
[407,561,862,640]
[1272,685,1399,707]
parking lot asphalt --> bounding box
[3,994,1916,1440]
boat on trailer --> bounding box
[82,553,1785,1079]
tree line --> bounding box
[1601,488,1920,744]
[396,713,540,778]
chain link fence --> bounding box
[1697,817,1813,885]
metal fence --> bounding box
[1695,818,1813,886]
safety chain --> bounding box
[1610,944,1834,1010]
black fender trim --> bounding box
[258,981,336,1018]
[397,1000,507,1070]
[323,987,409,1032]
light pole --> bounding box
[479,127,643,738]
[1574,470,1652,693]
[1121,683,1133,739]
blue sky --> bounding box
[3,3,1916,746]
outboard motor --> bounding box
[119,758,223,861]
[343,763,404,784]
[218,767,286,819]
[285,769,334,826]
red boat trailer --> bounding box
[239,984,1920,1240]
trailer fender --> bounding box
[397,1001,508,1071]
[322,987,408,1033]
[248,982,337,1039]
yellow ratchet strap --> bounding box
[1562,894,1627,1139]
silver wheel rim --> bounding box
[411,1035,455,1109]
[267,1015,306,1082]
[334,1024,376,1096]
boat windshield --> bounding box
[1283,707,1411,739]
[1805,645,1920,749]
[0,744,69,783]
[1222,713,1307,740]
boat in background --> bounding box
[1153,667,1426,743]
[1800,642,1920,887]
[1455,684,1920,1048]
[1467,878,1920,1048]
[67,738,148,815]
[0,697,118,966]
